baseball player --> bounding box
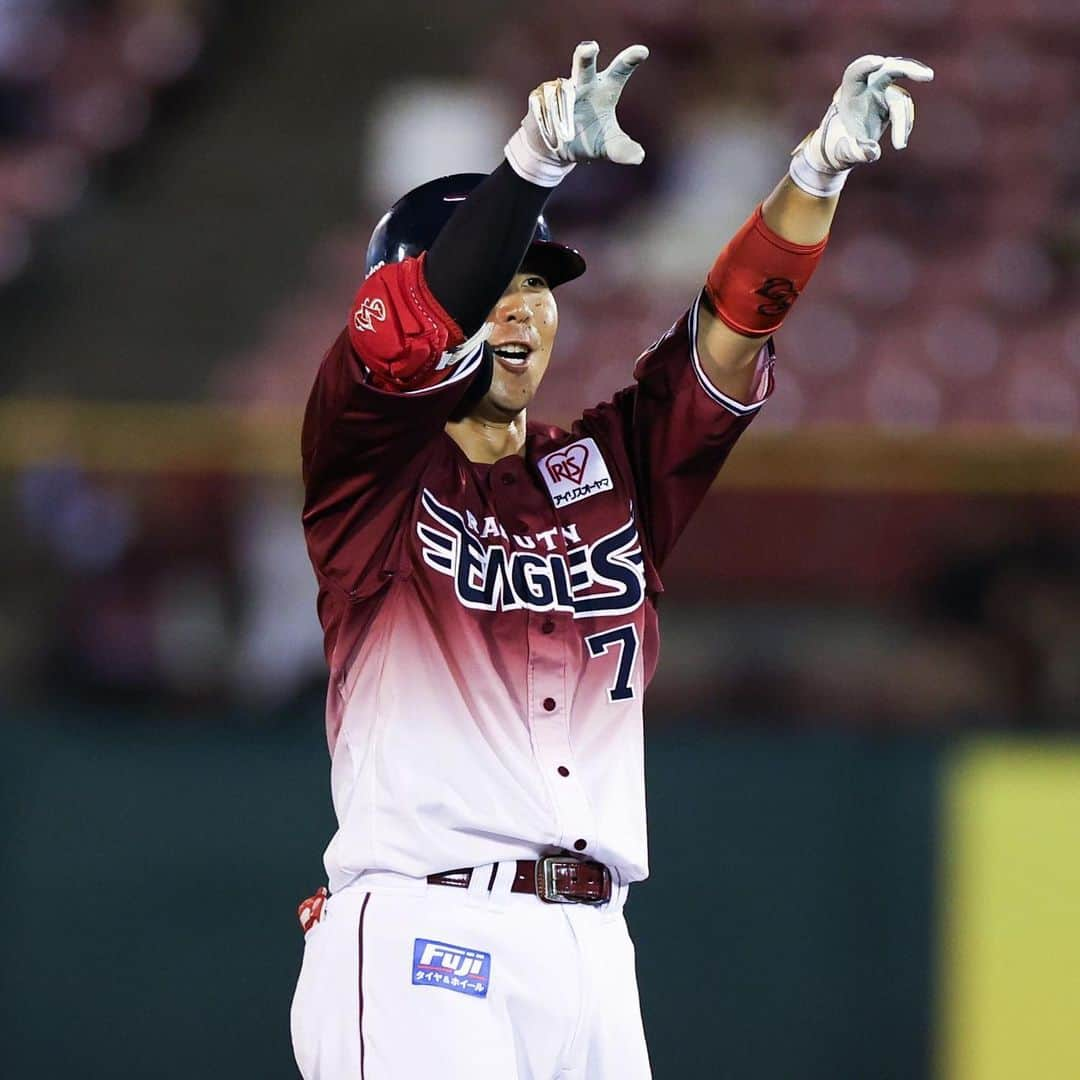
[291,42,932,1079]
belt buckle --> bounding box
[536,855,608,905]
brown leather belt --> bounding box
[427,856,612,905]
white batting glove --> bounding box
[789,54,934,198]
[505,40,649,187]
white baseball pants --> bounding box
[290,866,652,1079]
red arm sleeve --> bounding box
[574,291,774,571]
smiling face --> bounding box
[471,269,558,422]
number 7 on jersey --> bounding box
[585,624,640,702]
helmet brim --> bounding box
[521,239,586,289]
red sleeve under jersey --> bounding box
[574,291,774,571]
[301,324,486,609]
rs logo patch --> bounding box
[412,938,491,998]
[546,443,589,485]
[537,437,613,508]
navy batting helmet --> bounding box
[365,173,586,287]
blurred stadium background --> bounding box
[1,0,1077,1077]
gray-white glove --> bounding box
[790,54,934,198]
[505,40,649,187]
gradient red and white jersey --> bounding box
[302,293,774,893]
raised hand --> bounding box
[790,54,934,196]
[505,41,649,186]
[560,40,649,164]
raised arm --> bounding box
[345,40,649,396]
[696,54,934,403]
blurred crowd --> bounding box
[659,528,1080,730]
[0,0,213,285]
[2,1,1078,726]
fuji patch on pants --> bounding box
[411,938,491,997]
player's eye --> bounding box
[524,274,549,290]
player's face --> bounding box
[477,270,558,421]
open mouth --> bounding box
[491,344,533,371]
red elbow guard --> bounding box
[705,205,827,337]
[347,253,467,390]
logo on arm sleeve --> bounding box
[353,297,387,333]
[538,438,613,508]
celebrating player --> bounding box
[291,42,932,1080]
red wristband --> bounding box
[704,205,827,337]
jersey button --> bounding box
[542,697,556,712]
[557,766,570,777]
[541,619,556,634]
[500,473,515,485]
[573,838,587,851]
